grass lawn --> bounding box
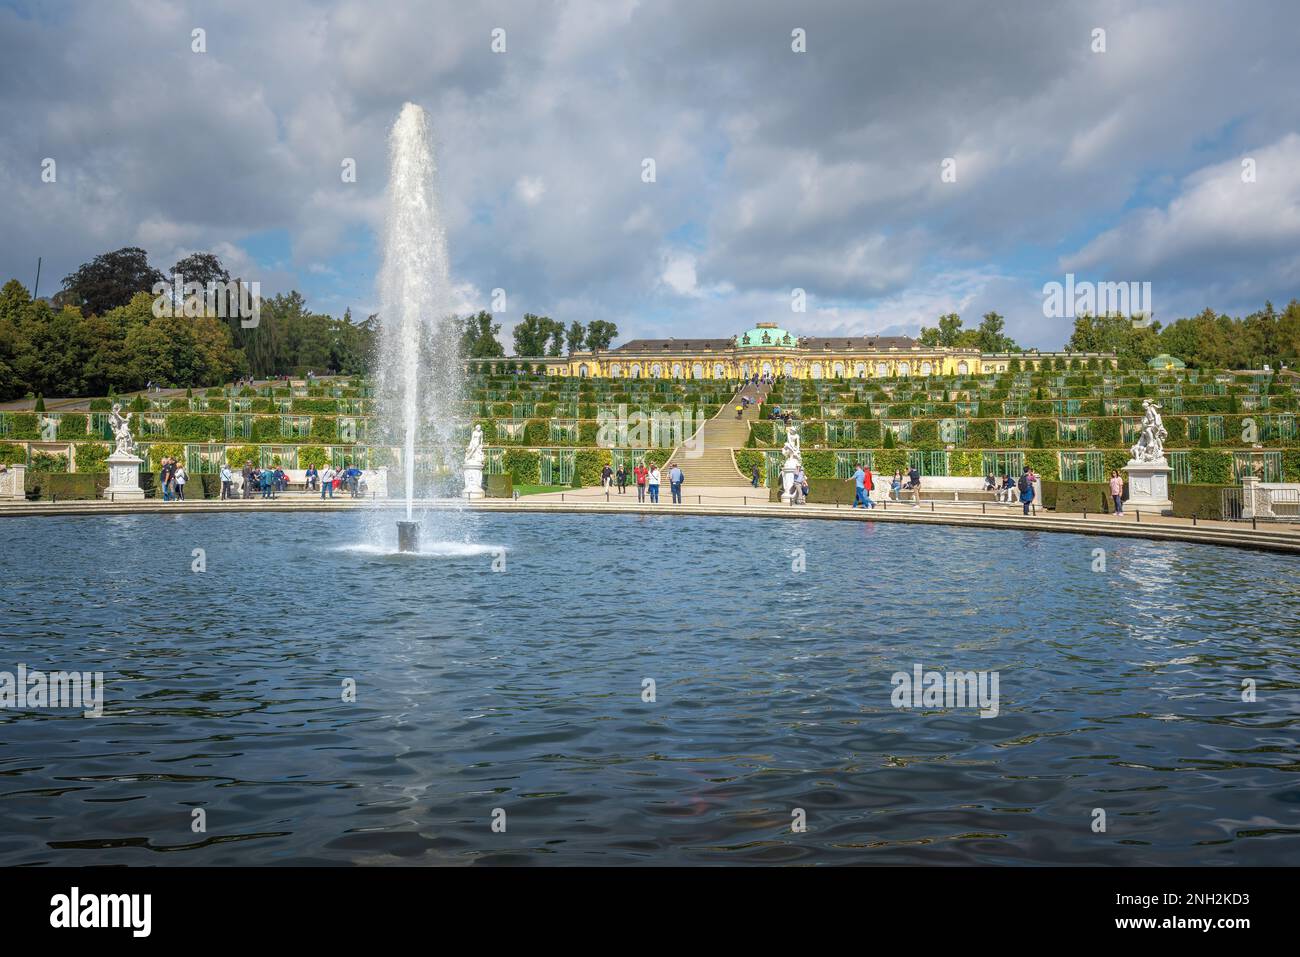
[513,484,570,496]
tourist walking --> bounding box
[321,465,335,499]
[647,463,661,503]
[1018,466,1035,515]
[851,463,870,508]
[220,462,233,500]
[862,464,875,508]
[634,462,648,502]
[174,464,188,501]
[616,464,627,493]
[751,464,760,488]
[669,462,684,504]
[601,464,613,491]
[1109,470,1124,515]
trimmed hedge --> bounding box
[1171,484,1235,521]
[485,474,513,498]
[768,476,857,505]
[1042,480,1116,513]
[24,471,107,501]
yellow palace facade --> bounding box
[538,323,1116,379]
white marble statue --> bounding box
[780,425,802,502]
[781,425,801,468]
[1129,399,1167,463]
[108,403,137,456]
[463,424,485,469]
[462,424,486,499]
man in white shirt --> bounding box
[220,463,233,500]
[321,465,336,499]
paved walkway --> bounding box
[4,495,1299,554]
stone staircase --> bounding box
[665,382,768,487]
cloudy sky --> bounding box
[2,0,1299,351]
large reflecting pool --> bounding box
[1,511,1297,865]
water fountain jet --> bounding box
[374,102,464,549]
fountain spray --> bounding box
[375,103,463,551]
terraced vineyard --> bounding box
[2,365,1297,507]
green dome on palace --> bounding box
[736,324,795,348]
[1148,353,1186,370]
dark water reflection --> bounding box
[1,512,1297,865]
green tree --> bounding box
[512,313,551,356]
[566,321,586,355]
[61,247,166,318]
[584,320,618,351]
[458,311,505,358]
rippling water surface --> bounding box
[1,512,1297,865]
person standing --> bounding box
[908,465,921,509]
[242,462,254,499]
[601,464,613,492]
[669,462,684,504]
[160,458,174,502]
[321,464,335,499]
[616,464,627,494]
[220,462,233,500]
[634,462,648,503]
[647,463,661,503]
[751,464,761,488]
[174,463,188,501]
[1018,466,1035,515]
[1109,470,1124,515]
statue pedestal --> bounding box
[1241,474,1272,519]
[0,462,25,500]
[463,465,485,500]
[781,465,798,503]
[1124,459,1172,512]
[104,451,145,501]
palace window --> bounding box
[957,361,969,375]
[920,361,932,375]
[810,362,824,379]
[898,362,911,376]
